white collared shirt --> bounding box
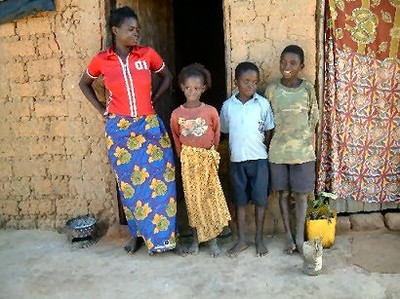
[220,93,275,162]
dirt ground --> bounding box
[1,226,400,299]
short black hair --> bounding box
[281,45,305,65]
[178,63,212,90]
[109,6,138,30]
[234,62,259,80]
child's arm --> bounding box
[170,112,182,157]
[309,85,319,130]
[264,129,273,152]
[219,102,229,141]
[220,103,229,132]
[211,108,221,150]
[306,83,319,150]
[263,96,275,152]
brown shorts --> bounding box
[270,161,315,193]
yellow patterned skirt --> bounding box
[180,145,231,243]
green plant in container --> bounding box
[306,191,338,248]
[307,191,338,220]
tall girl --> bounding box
[79,6,177,255]
[264,45,319,255]
[170,63,231,257]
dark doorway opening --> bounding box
[173,0,226,112]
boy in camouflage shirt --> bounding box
[264,45,319,255]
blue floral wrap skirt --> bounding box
[105,114,177,253]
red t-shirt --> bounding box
[86,46,165,117]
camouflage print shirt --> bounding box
[264,80,319,164]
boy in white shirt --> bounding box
[220,62,275,257]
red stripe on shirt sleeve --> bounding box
[148,47,165,72]
[154,62,165,73]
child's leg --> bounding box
[279,191,296,253]
[187,228,199,255]
[255,205,268,256]
[294,192,307,254]
[208,237,222,257]
[291,162,315,254]
[227,206,248,256]
[247,159,269,256]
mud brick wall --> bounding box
[0,0,118,229]
[224,0,317,92]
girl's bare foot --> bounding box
[186,241,199,255]
[209,238,222,257]
[175,244,188,257]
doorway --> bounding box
[173,0,226,112]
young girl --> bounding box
[170,63,231,257]
[264,45,319,255]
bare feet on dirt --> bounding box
[209,238,222,257]
[186,242,199,255]
[255,240,269,257]
[227,241,248,257]
[283,240,297,255]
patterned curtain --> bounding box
[318,0,400,203]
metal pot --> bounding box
[65,215,96,243]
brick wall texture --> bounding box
[0,0,317,231]
[225,0,317,92]
[0,0,117,229]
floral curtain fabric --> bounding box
[318,0,400,203]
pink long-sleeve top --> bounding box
[170,103,220,157]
